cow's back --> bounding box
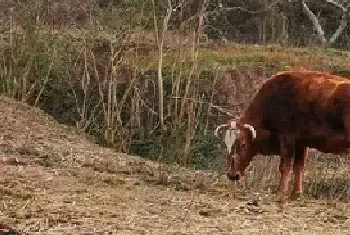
[243,71,350,138]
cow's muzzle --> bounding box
[227,173,240,181]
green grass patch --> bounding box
[3,29,350,73]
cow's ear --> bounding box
[256,129,271,141]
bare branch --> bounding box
[325,0,350,44]
[217,7,259,14]
[134,87,158,116]
[154,0,173,130]
[172,96,241,119]
[301,1,327,44]
[206,1,279,17]
[326,0,349,12]
[329,13,348,43]
[301,0,349,44]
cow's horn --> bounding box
[244,124,256,139]
[214,124,229,136]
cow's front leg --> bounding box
[278,135,295,197]
[290,146,309,200]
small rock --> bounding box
[198,210,210,217]
[247,200,259,206]
[332,214,348,221]
[1,157,26,166]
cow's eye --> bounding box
[240,142,246,148]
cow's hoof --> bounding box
[227,173,240,181]
[289,192,303,201]
[276,192,288,204]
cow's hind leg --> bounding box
[290,146,309,200]
[278,156,293,195]
[344,113,350,146]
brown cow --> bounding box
[215,71,350,199]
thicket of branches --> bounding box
[207,0,350,47]
[1,0,350,171]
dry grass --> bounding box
[4,27,350,73]
[0,96,350,234]
[125,41,350,72]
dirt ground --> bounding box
[0,96,350,235]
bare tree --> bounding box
[301,0,349,45]
[152,0,174,130]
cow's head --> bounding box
[214,120,257,181]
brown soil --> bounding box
[0,96,349,235]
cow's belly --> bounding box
[256,136,281,156]
[305,133,350,153]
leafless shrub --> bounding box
[235,150,350,201]
[0,20,57,106]
[0,0,98,30]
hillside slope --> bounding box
[0,96,349,235]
